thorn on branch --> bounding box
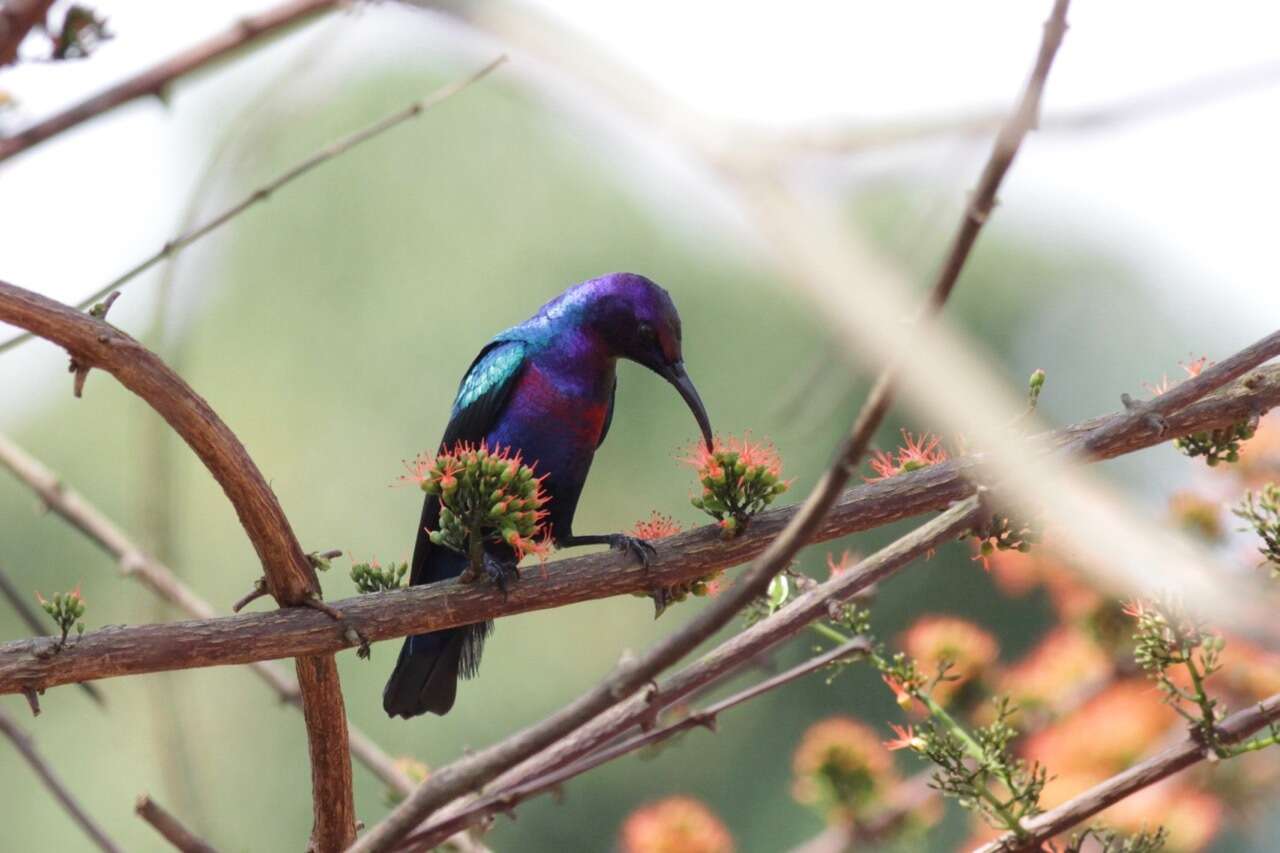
[67,291,121,398]
[23,687,40,716]
[302,592,344,621]
[1120,393,1168,435]
[231,577,268,613]
[307,549,342,572]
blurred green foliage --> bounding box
[0,68,1251,852]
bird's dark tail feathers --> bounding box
[382,621,493,718]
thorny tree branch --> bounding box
[397,637,873,851]
[0,706,122,853]
[353,6,1073,848]
[0,0,341,163]
[0,361,1276,694]
[973,692,1280,852]
[134,795,218,853]
[0,429,424,798]
[0,280,357,851]
[0,55,507,357]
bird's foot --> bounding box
[483,552,520,598]
[607,534,657,568]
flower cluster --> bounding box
[866,430,948,482]
[619,796,734,853]
[685,434,788,538]
[37,585,86,648]
[350,558,408,594]
[791,716,898,822]
[403,441,552,574]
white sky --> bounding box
[2,0,1279,417]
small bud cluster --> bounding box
[404,441,552,573]
[969,508,1040,567]
[37,586,86,648]
[351,559,408,594]
[1233,483,1280,577]
[1174,421,1256,467]
[684,434,788,538]
[1066,825,1168,853]
[1027,368,1046,411]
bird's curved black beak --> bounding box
[661,361,714,451]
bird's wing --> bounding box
[411,340,527,587]
[441,340,528,449]
[597,374,617,448]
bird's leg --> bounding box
[558,533,657,567]
[482,552,520,598]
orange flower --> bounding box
[998,626,1113,713]
[631,512,684,540]
[881,674,916,711]
[1023,680,1177,777]
[826,550,859,579]
[1145,356,1211,397]
[620,796,734,853]
[866,430,948,482]
[897,615,999,705]
[680,433,782,479]
[792,716,897,821]
[884,723,923,752]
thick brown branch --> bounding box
[974,692,1280,851]
[135,795,218,853]
[0,0,339,163]
[0,362,1275,694]
[0,707,122,853]
[0,280,356,850]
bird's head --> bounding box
[581,273,714,450]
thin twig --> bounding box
[0,707,123,853]
[399,637,872,850]
[973,692,1280,851]
[135,795,219,853]
[0,55,507,357]
[0,0,340,162]
[1,361,1276,693]
[0,562,104,706]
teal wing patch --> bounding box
[441,341,526,448]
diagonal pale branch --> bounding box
[974,692,1280,852]
[0,0,340,163]
[0,361,1276,694]
[0,56,507,357]
[0,280,356,851]
[0,706,122,853]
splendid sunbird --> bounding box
[384,273,714,717]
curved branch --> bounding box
[0,362,1276,694]
[0,0,340,163]
[0,280,356,851]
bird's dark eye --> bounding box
[637,322,656,342]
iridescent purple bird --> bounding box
[384,273,714,718]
